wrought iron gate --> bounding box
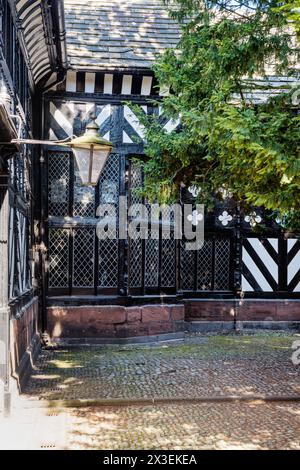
[47,151,234,296]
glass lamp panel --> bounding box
[72,148,90,185]
[91,149,111,185]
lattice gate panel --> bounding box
[181,236,232,291]
[214,238,231,290]
[129,163,143,290]
[49,229,70,288]
[181,241,195,290]
[197,240,213,290]
[99,154,120,205]
[145,237,159,288]
[48,152,70,216]
[161,239,176,288]
[129,239,143,288]
[73,228,95,287]
[98,154,120,289]
[161,206,176,289]
[73,176,95,218]
[98,239,119,288]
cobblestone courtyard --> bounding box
[1,331,300,450]
[65,401,300,450]
[24,332,300,401]
[1,400,300,450]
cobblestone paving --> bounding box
[65,402,300,450]
[24,332,300,401]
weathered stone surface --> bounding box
[10,297,40,390]
[185,301,235,321]
[148,321,174,335]
[274,302,300,321]
[47,300,300,339]
[48,304,180,339]
[170,305,185,321]
[238,301,300,321]
[185,300,300,323]
[173,321,185,332]
[95,306,126,324]
[80,325,116,339]
[126,307,142,323]
[115,323,149,338]
[238,302,277,321]
[48,306,126,328]
[141,305,170,323]
[64,401,300,450]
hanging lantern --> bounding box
[1,115,113,187]
[67,116,113,186]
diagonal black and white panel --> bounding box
[95,104,112,141]
[49,101,113,141]
[158,106,181,134]
[123,105,147,143]
[49,101,75,140]
[287,239,300,292]
[48,99,181,147]
[242,238,279,292]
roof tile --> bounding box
[64,0,180,70]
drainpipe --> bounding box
[54,0,68,70]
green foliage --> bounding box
[278,1,300,40]
[132,0,300,232]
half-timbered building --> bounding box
[0,0,299,412]
[0,0,66,411]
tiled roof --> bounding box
[64,0,181,70]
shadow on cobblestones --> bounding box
[24,332,300,401]
[64,401,300,450]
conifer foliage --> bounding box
[135,1,300,231]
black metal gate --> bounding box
[46,151,234,297]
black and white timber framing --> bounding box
[1,0,300,328]
[1,0,299,418]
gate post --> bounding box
[278,235,288,293]
[233,203,243,328]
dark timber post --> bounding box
[233,203,243,329]
[0,169,11,416]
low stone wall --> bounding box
[185,299,300,323]
[238,300,300,321]
[47,304,185,340]
[47,299,300,341]
[185,300,235,322]
[10,297,40,391]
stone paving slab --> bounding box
[0,407,67,450]
[65,402,300,450]
[24,332,300,401]
[2,400,300,450]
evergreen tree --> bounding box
[134,0,300,231]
